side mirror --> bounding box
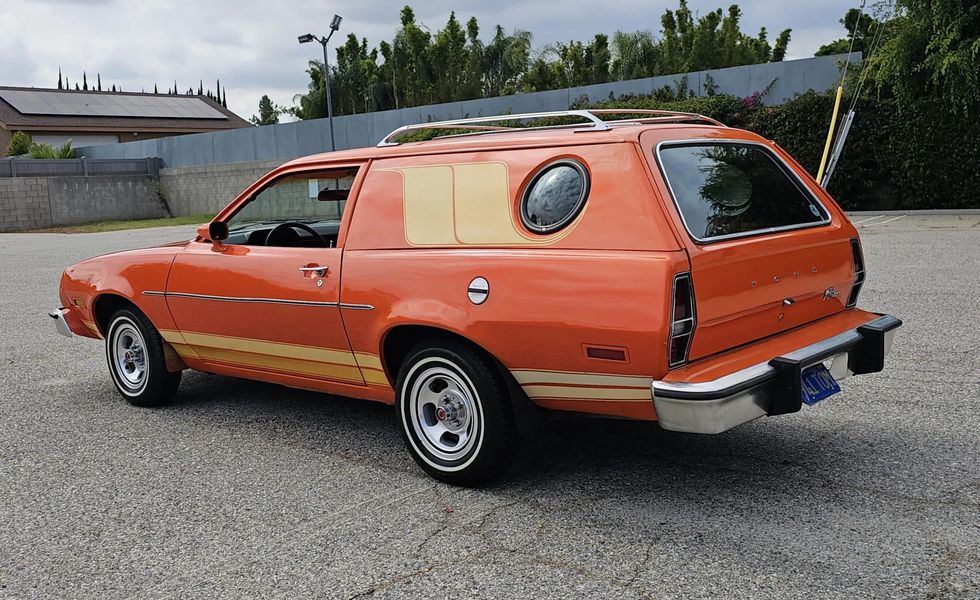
[208,221,229,241]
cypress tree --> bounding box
[82,71,88,90]
[75,83,80,90]
[154,83,158,94]
[97,73,102,91]
[58,68,63,90]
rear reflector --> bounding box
[669,273,696,368]
[847,238,865,308]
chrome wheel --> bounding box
[109,318,147,394]
[407,362,481,463]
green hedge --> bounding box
[588,91,980,210]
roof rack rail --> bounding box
[376,109,725,147]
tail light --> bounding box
[847,238,865,308]
[668,273,696,368]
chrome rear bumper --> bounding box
[49,308,73,338]
[652,314,901,434]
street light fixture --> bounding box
[298,14,343,151]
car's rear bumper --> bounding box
[652,314,901,434]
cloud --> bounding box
[0,0,855,120]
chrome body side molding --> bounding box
[142,290,373,310]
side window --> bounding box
[520,160,590,234]
[657,143,829,242]
[225,167,357,247]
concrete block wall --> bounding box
[0,175,165,232]
[0,177,50,230]
[159,159,286,216]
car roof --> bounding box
[281,122,749,168]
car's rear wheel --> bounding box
[396,341,520,486]
[105,307,180,407]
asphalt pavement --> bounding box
[1,214,978,599]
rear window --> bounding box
[657,142,829,242]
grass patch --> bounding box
[31,214,213,234]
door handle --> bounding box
[299,265,329,277]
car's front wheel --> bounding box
[396,341,520,486]
[105,307,181,407]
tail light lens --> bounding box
[669,273,696,368]
[847,238,865,308]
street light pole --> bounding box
[320,35,335,151]
[299,14,343,152]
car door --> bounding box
[165,165,366,386]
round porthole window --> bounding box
[520,160,590,234]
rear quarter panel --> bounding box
[341,142,687,419]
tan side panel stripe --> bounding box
[190,346,365,383]
[521,385,652,401]
[177,331,358,367]
[531,395,652,404]
[354,352,384,370]
[361,369,390,385]
[511,369,653,389]
[161,329,387,385]
[82,320,101,337]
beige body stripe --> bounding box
[159,329,387,385]
[190,346,365,383]
[511,369,653,389]
[354,352,384,370]
[82,320,101,336]
[521,385,652,401]
[177,331,359,367]
[532,396,652,404]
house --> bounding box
[0,86,250,155]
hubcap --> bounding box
[111,321,147,390]
[409,365,479,461]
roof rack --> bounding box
[377,109,725,147]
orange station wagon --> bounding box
[51,110,901,485]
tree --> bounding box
[772,29,792,61]
[287,2,796,119]
[816,8,879,56]
[57,68,63,90]
[482,25,531,96]
[870,0,979,114]
[82,71,88,90]
[153,83,158,94]
[7,131,31,156]
[250,94,280,125]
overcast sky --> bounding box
[0,0,856,121]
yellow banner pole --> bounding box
[816,86,844,185]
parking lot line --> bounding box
[869,215,908,227]
[853,215,885,225]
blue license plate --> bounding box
[801,364,841,406]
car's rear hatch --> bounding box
[640,129,859,362]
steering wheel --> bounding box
[265,222,330,248]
